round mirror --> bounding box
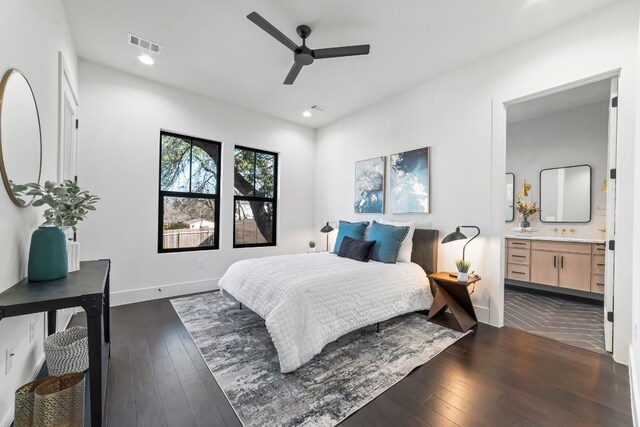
[0,69,42,207]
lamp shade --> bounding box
[441,227,467,244]
[320,222,334,233]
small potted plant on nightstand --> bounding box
[455,259,471,282]
[308,241,316,252]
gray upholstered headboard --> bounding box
[411,229,439,275]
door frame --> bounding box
[57,51,79,183]
[489,69,620,336]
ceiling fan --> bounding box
[247,11,370,85]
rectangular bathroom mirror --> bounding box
[505,173,514,222]
[540,165,591,223]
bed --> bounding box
[218,229,439,373]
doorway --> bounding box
[500,77,617,354]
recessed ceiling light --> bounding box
[138,54,154,65]
[302,111,312,118]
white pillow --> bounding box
[378,219,416,262]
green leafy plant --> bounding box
[308,240,316,248]
[13,180,100,232]
[455,259,471,273]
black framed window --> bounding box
[234,146,278,248]
[158,131,221,253]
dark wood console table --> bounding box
[427,272,480,332]
[0,260,110,426]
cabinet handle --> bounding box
[512,255,526,258]
[561,256,564,268]
[511,271,525,275]
[553,256,557,268]
[512,242,526,246]
[597,263,605,267]
[597,283,604,286]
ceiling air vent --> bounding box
[128,33,162,54]
[309,104,327,113]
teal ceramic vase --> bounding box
[28,226,68,282]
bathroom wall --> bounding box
[505,100,609,240]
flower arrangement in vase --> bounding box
[515,198,539,229]
[308,241,316,252]
[13,180,99,281]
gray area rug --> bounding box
[171,291,467,427]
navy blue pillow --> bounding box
[367,221,410,263]
[337,236,376,262]
[332,221,370,253]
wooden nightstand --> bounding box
[427,272,480,333]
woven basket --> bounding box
[44,326,89,376]
[14,376,54,427]
[33,373,85,427]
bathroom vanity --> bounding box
[505,236,605,296]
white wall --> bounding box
[315,1,638,364]
[630,4,640,424]
[76,60,316,305]
[506,101,609,238]
[0,0,78,425]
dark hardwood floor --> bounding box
[74,297,632,426]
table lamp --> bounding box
[442,225,480,276]
[320,222,335,251]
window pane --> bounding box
[160,135,191,192]
[234,200,274,245]
[255,152,275,198]
[191,143,218,194]
[234,148,255,196]
[162,196,216,250]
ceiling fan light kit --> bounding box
[247,11,370,85]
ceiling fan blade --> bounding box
[314,44,370,59]
[247,12,298,52]
[283,63,303,85]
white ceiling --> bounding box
[61,0,615,128]
[507,79,611,123]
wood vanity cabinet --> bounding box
[506,238,604,295]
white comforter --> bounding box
[218,252,432,373]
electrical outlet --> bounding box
[197,258,203,269]
[5,345,15,375]
[29,320,36,343]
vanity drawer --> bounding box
[592,255,605,275]
[531,241,591,254]
[507,263,530,281]
[591,274,605,294]
[592,244,606,255]
[507,248,530,265]
[507,239,530,249]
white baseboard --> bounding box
[110,278,220,306]
[474,305,490,324]
[630,345,639,427]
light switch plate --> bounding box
[5,345,15,375]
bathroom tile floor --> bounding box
[504,286,606,354]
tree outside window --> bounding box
[159,131,221,252]
[234,146,278,247]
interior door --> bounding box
[604,77,618,352]
[58,52,79,183]
[55,52,79,333]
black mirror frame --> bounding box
[539,164,592,224]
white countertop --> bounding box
[505,234,605,244]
